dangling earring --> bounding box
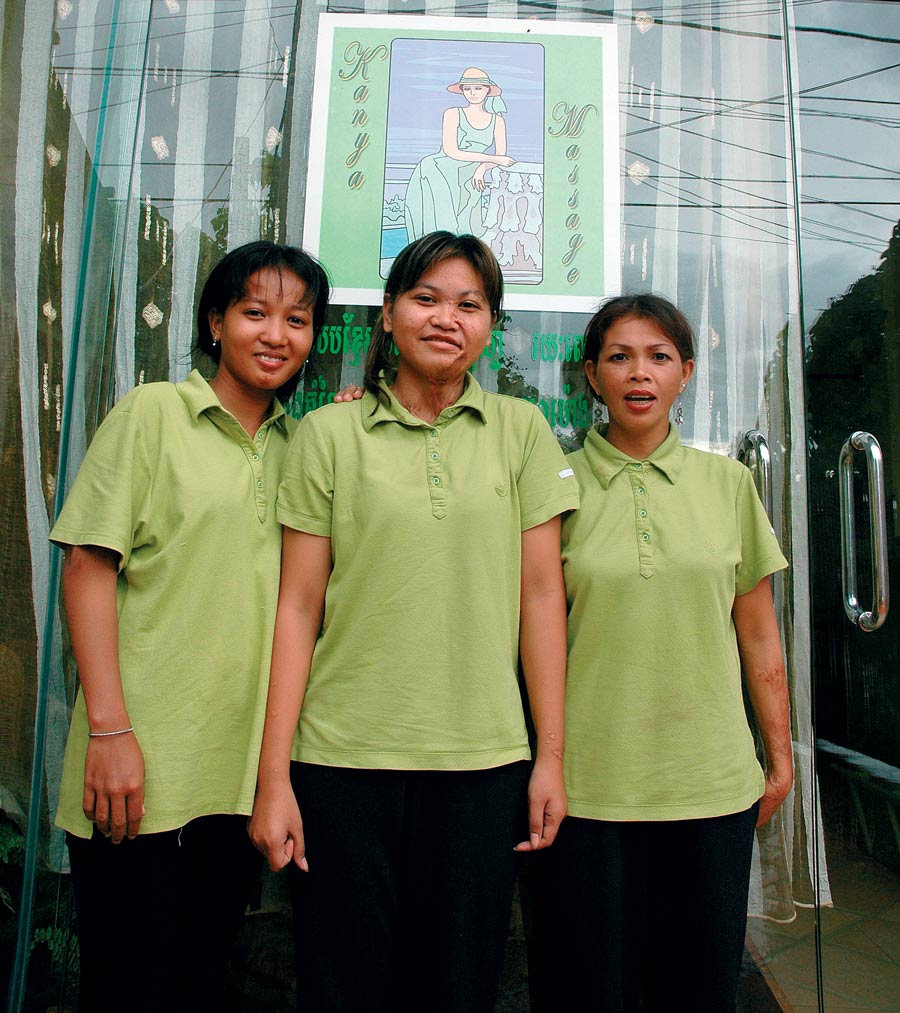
[212,333,219,347]
[674,382,686,426]
[593,399,607,427]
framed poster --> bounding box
[304,14,620,312]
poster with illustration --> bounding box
[304,14,619,312]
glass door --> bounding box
[748,2,900,1009]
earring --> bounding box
[674,383,686,426]
[212,334,219,346]
[593,400,607,427]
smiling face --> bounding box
[208,267,314,404]
[383,256,495,388]
[586,314,695,458]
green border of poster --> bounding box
[304,14,620,312]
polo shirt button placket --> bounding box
[250,442,267,520]
[630,467,653,576]
[425,430,446,519]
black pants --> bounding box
[66,813,261,1013]
[525,803,759,1013]
[289,761,530,1013]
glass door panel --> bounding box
[800,1,900,1009]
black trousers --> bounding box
[289,760,530,1013]
[66,813,261,1013]
[524,803,759,1013]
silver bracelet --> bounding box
[88,726,134,738]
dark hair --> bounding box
[583,294,695,398]
[583,291,697,401]
[363,231,503,396]
[196,240,330,402]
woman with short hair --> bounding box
[52,240,329,1013]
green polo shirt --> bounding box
[277,374,579,770]
[51,370,294,838]
[562,425,788,821]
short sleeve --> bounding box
[276,411,335,536]
[49,389,153,571]
[734,468,788,595]
[515,406,580,531]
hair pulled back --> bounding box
[582,293,695,401]
[364,231,503,396]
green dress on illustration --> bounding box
[404,110,496,241]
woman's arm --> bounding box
[733,577,794,827]
[493,113,508,158]
[62,545,145,843]
[248,527,331,871]
[516,516,567,851]
[441,107,515,166]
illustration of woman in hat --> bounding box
[404,67,515,243]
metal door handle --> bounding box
[839,431,890,631]
[737,430,773,520]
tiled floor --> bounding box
[748,837,900,1011]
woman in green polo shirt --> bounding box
[250,231,579,1013]
[50,241,330,1013]
[527,294,793,1012]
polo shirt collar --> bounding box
[583,424,686,489]
[361,372,489,431]
[178,369,289,437]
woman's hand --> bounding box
[83,732,145,843]
[516,755,567,851]
[473,164,489,191]
[332,384,365,403]
[492,154,516,167]
[249,779,309,872]
[757,768,793,827]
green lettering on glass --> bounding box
[531,333,584,363]
[533,387,592,429]
[301,375,336,416]
[479,330,504,370]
